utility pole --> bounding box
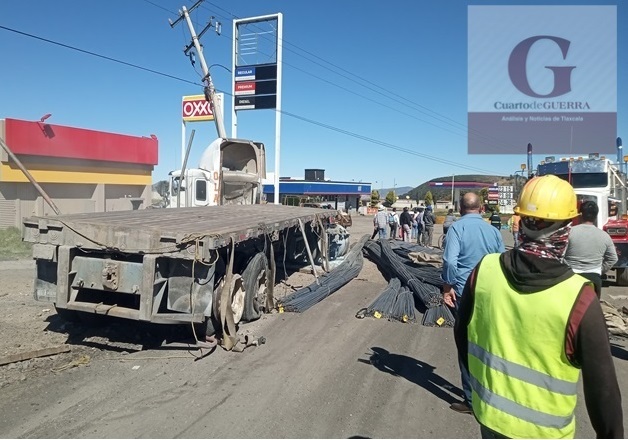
[170,1,226,139]
[527,143,533,178]
[618,137,626,217]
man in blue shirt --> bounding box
[441,192,505,414]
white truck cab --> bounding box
[168,137,266,208]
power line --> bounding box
[0,22,501,175]
[200,1,510,149]
[277,110,500,175]
[0,25,200,87]
[192,4,509,152]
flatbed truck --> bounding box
[24,204,333,338]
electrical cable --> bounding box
[199,1,515,150]
[0,23,503,175]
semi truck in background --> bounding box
[535,137,628,285]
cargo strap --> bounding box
[219,238,240,351]
[265,239,276,312]
[218,239,270,353]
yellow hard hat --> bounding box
[514,175,577,221]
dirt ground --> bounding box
[0,215,627,438]
[0,250,321,389]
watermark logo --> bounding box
[508,36,575,98]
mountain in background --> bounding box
[373,186,413,197]
[400,175,515,203]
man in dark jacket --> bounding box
[422,206,436,246]
[399,206,414,242]
[489,210,501,230]
[454,176,623,438]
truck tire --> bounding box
[242,252,269,322]
[617,268,628,286]
[212,274,246,325]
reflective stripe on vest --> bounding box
[468,253,587,439]
[468,342,578,396]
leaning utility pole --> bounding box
[0,137,61,215]
[170,0,226,139]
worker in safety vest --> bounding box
[454,175,623,439]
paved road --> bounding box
[0,215,626,438]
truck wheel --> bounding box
[617,268,628,286]
[212,274,246,325]
[242,252,269,322]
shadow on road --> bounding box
[44,313,203,353]
[358,346,463,404]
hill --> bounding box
[373,186,413,197]
[400,175,515,203]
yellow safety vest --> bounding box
[468,254,588,439]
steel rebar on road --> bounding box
[279,235,369,313]
[378,239,443,309]
[364,277,402,319]
[390,287,416,323]
[421,303,455,328]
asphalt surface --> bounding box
[0,214,626,438]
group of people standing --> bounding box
[440,176,622,439]
[372,205,436,246]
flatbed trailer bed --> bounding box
[23,205,334,329]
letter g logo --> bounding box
[508,35,576,98]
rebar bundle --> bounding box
[421,303,455,328]
[279,235,369,313]
[378,239,443,309]
[365,278,402,319]
[389,240,441,259]
[390,287,416,323]
[361,239,457,328]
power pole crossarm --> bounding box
[171,2,227,139]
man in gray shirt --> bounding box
[564,200,618,297]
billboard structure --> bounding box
[468,6,617,154]
[232,13,283,203]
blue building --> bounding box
[263,169,371,210]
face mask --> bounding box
[518,219,572,260]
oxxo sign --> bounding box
[182,94,223,122]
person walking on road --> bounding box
[399,206,413,242]
[443,208,457,236]
[442,192,505,415]
[372,205,388,240]
[564,200,618,297]
[454,175,623,439]
[489,210,502,230]
[411,208,420,240]
[422,206,436,246]
[388,207,400,240]
[415,206,425,244]
[508,213,521,248]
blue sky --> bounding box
[0,0,625,189]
